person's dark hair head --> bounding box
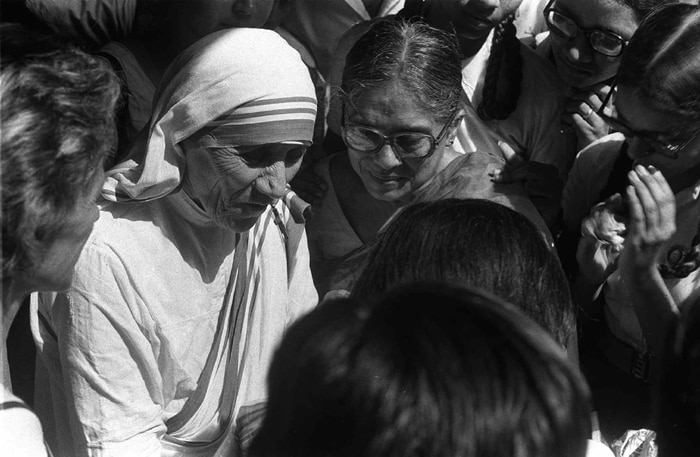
[617,3,700,124]
[341,16,463,124]
[251,282,592,457]
[352,199,575,347]
[614,0,684,22]
[1,23,120,280]
[653,296,700,455]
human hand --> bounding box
[490,141,563,229]
[563,83,615,149]
[618,164,676,278]
[289,168,328,205]
[576,193,628,284]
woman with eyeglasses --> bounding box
[538,0,681,152]
[305,17,550,297]
[562,3,700,439]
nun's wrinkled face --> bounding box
[180,132,306,232]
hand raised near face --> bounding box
[618,164,677,276]
[563,83,615,150]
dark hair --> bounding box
[1,23,120,279]
[653,296,700,455]
[477,14,522,121]
[613,0,684,21]
[617,3,700,124]
[341,17,463,123]
[353,199,575,347]
[250,282,592,457]
[400,0,522,121]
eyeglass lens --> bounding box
[600,113,687,157]
[344,126,433,158]
[546,10,624,57]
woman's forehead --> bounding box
[347,83,438,128]
[555,0,638,35]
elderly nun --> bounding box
[33,27,318,457]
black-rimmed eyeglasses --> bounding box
[543,0,629,57]
[599,112,700,160]
[341,111,457,160]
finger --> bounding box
[628,168,660,231]
[491,162,529,183]
[565,99,589,115]
[568,92,603,113]
[589,82,612,100]
[570,113,594,132]
[498,140,524,165]
[642,165,675,210]
[605,192,624,209]
[625,183,645,242]
[643,165,677,238]
[570,111,610,137]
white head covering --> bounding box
[103,27,317,202]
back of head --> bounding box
[352,199,575,347]
[1,23,120,280]
[617,3,700,122]
[341,16,463,123]
[615,0,688,22]
[251,282,592,457]
[653,295,700,455]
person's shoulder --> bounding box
[27,0,136,49]
[519,42,567,93]
[0,390,48,457]
[452,150,506,171]
[586,440,615,457]
[420,152,505,201]
[576,132,626,165]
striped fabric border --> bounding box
[206,97,317,127]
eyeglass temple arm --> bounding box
[597,79,617,115]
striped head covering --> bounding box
[103,28,317,202]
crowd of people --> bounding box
[1,1,699,456]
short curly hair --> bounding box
[1,23,120,280]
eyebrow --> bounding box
[346,112,435,135]
[554,3,630,37]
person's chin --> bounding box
[555,57,597,88]
[215,207,268,233]
[366,181,410,202]
[455,25,492,42]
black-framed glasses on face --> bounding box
[599,112,700,160]
[543,0,628,57]
[341,110,457,160]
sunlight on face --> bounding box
[548,0,637,88]
[345,82,453,204]
[180,134,306,232]
[616,85,700,177]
